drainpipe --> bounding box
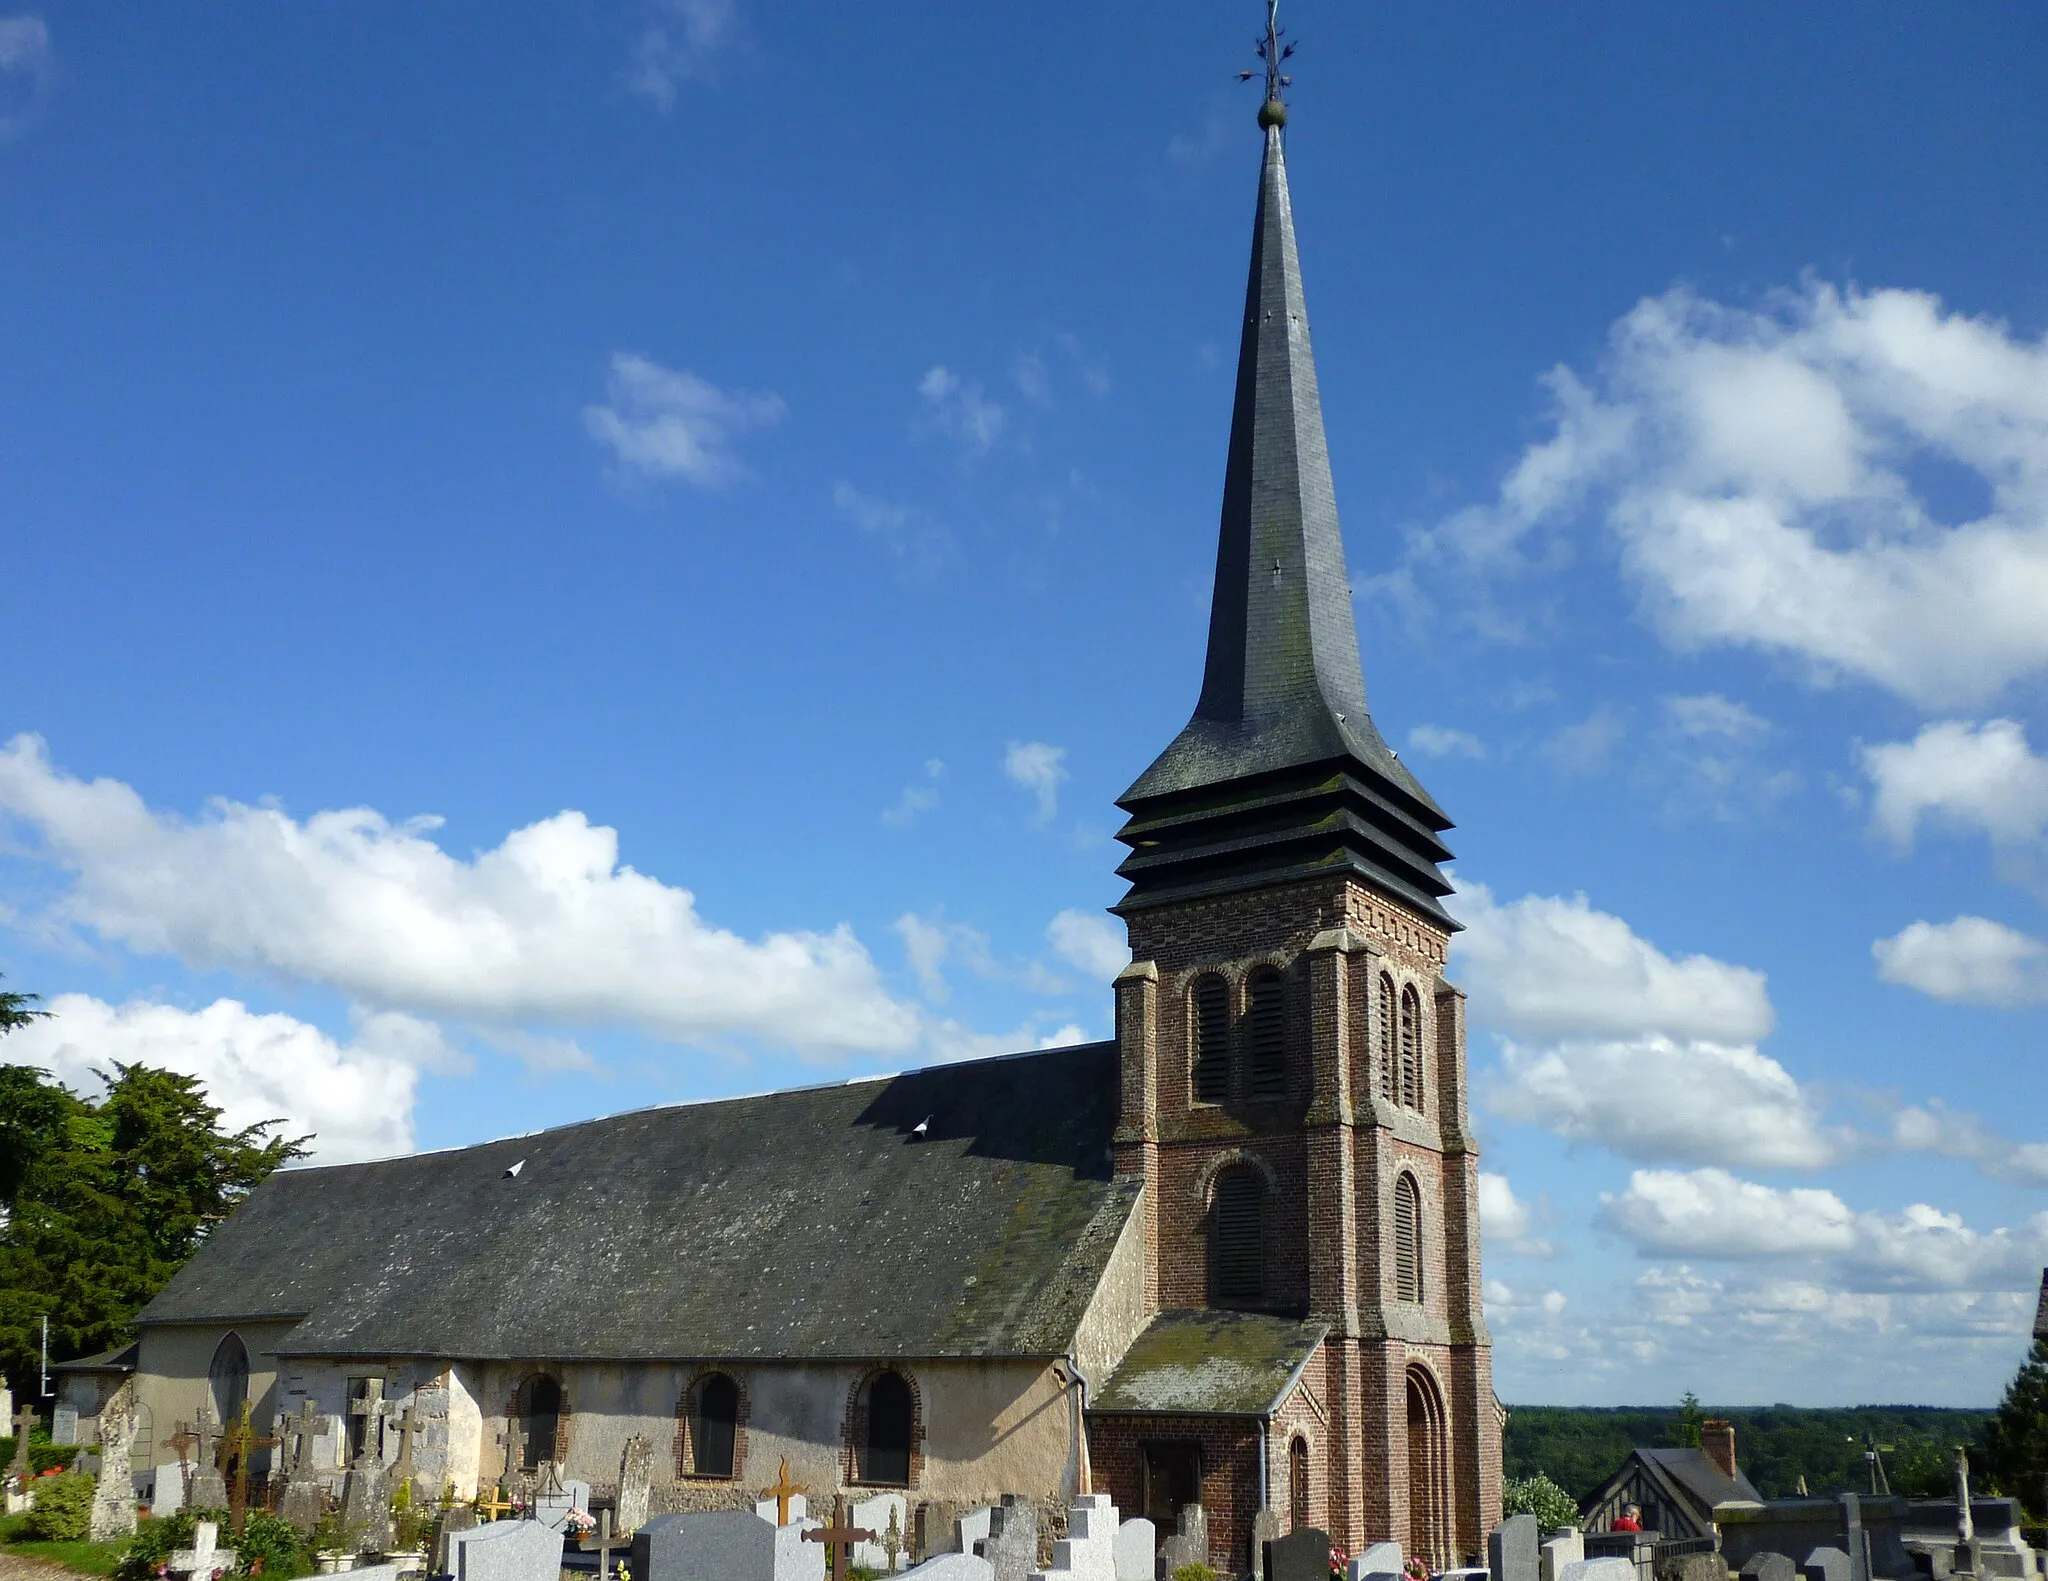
[1063,1353,1094,1498]
[1259,1415,1271,1523]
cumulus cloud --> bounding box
[1419,282,2048,709]
[1862,721,2048,880]
[1004,740,1069,823]
[0,734,920,1060]
[881,758,945,829]
[584,353,785,487]
[1479,1172,1553,1259]
[0,15,53,140]
[7,994,430,1163]
[1046,908,1128,982]
[1542,706,1626,777]
[1408,725,1487,761]
[1875,915,2048,1008]
[627,0,735,109]
[918,366,1006,459]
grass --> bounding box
[0,1511,134,1577]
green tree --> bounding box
[1986,1336,2048,1514]
[0,972,50,1034]
[1503,1471,1582,1531]
[1673,1392,1705,1449]
[1,1005,308,1395]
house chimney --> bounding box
[1702,1419,1737,1480]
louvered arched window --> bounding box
[1393,1172,1423,1304]
[1210,1167,1263,1306]
[1191,974,1230,1104]
[1399,986,1423,1110]
[1378,973,1397,1101]
[1246,969,1286,1099]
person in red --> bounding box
[1611,1505,1644,1533]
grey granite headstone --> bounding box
[1493,1514,1542,1581]
[1558,1560,1638,1581]
[1742,1556,1797,1581]
[453,1520,567,1581]
[902,1558,994,1581]
[633,1510,775,1581]
[150,1464,187,1517]
[1159,1506,1209,1577]
[52,1405,79,1447]
[532,1477,592,1532]
[1541,1532,1584,1581]
[1358,1543,1406,1579]
[1667,1555,1724,1581]
[1268,1529,1333,1581]
[1113,1517,1156,1581]
[957,1508,994,1556]
[432,1506,477,1572]
[976,1496,1038,1581]
[1805,1549,1852,1581]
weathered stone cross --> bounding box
[758,1457,808,1527]
[801,1495,877,1581]
[169,1518,237,1579]
[7,1403,34,1481]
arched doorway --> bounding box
[1405,1364,1451,1569]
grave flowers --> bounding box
[1330,1541,1351,1580]
[562,1508,596,1540]
[1405,1558,1431,1581]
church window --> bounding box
[857,1370,915,1487]
[1393,1172,1423,1304]
[1190,975,1230,1104]
[1246,969,1286,1099]
[688,1373,740,1479]
[518,1373,563,1471]
[1399,986,1423,1110]
[1378,973,1397,1101]
[1289,1436,1311,1530]
[208,1333,249,1428]
[1210,1167,1263,1306]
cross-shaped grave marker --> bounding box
[391,1403,420,1495]
[495,1415,526,1496]
[474,1488,515,1522]
[346,1381,385,1466]
[7,1402,35,1483]
[222,1401,280,1531]
[759,1457,808,1527]
[802,1494,878,1581]
[577,1508,622,1579]
[882,1505,903,1572]
[169,1518,238,1580]
[283,1400,321,1480]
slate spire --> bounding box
[1115,116,1458,927]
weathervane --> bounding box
[1238,0,1296,127]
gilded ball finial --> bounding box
[1258,97,1287,130]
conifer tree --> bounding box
[1986,1335,2048,1513]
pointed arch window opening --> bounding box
[208,1333,249,1429]
[1191,975,1231,1105]
[1289,1435,1311,1531]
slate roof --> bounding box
[52,1341,138,1374]
[138,1042,1138,1364]
[1116,122,1456,927]
[1632,1447,1763,1515]
[1090,1309,1327,1417]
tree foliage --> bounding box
[1986,1336,2048,1514]
[1,990,307,1395]
[1503,1471,1581,1531]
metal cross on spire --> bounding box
[1237,0,1295,125]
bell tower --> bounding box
[1105,77,1501,1564]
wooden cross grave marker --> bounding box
[759,1457,808,1527]
[801,1495,877,1581]
[577,1508,622,1579]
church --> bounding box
[117,85,1503,1576]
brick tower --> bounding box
[1087,86,1501,1570]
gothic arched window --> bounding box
[1393,1172,1424,1304]
[1399,985,1423,1110]
[689,1373,739,1479]
[207,1332,249,1426]
[1190,974,1230,1104]
[1246,969,1287,1099]
[1290,1436,1311,1530]
[857,1370,915,1487]
[1210,1167,1264,1306]
[1378,973,1397,1101]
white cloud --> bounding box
[1542,706,1626,777]
[833,482,947,575]
[1875,915,2048,1008]
[0,14,52,140]
[1653,693,1796,821]
[1601,1168,2048,1292]
[918,366,1006,459]
[894,910,972,1002]
[1663,693,1770,743]
[0,734,920,1060]
[881,758,945,829]
[1423,282,2048,708]
[1046,908,1128,982]
[1455,882,1773,1045]
[7,994,429,1164]
[1863,719,2048,867]
[584,353,784,487]
[1479,1172,1554,1259]
[1408,725,1487,761]
[628,0,735,109]
[1004,740,1069,824]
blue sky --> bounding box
[4,3,2048,1407]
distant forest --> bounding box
[1506,1405,1997,1507]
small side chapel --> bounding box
[124,80,1501,1576]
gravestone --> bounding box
[532,1476,593,1532]
[853,1491,910,1572]
[345,1565,405,1581]
[976,1497,1039,1581]
[1358,1542,1407,1580]
[1542,1532,1585,1581]
[958,1508,994,1556]
[635,1510,776,1581]
[1666,1555,1724,1581]
[1033,1493,1117,1580]
[1741,1555,1798,1581]
[758,1494,813,1527]
[149,1465,186,1517]
[904,1560,995,1581]
[342,1449,394,1551]
[1803,1550,1851,1581]
[452,1519,566,1581]
[1251,1511,1285,1580]
[8,1401,35,1484]
[1111,1517,1155,1581]
[1493,1514,1542,1581]
[189,1409,229,1511]
[279,1400,323,1536]
[1558,1560,1638,1581]
[1158,1506,1209,1578]
[53,1405,80,1447]
[432,1505,478,1573]
[169,1518,238,1580]
[617,1435,654,1535]
[88,1385,139,1540]
[1838,1494,1869,1581]
[1267,1529,1333,1581]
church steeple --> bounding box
[1116,110,1458,928]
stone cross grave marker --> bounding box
[805,1494,879,1581]
[189,1405,228,1511]
[884,1505,905,1572]
[89,1384,140,1541]
[7,1402,34,1483]
[496,1415,526,1497]
[391,1404,420,1494]
[279,1401,324,1535]
[761,1457,809,1527]
[579,1508,623,1580]
[170,1518,238,1579]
